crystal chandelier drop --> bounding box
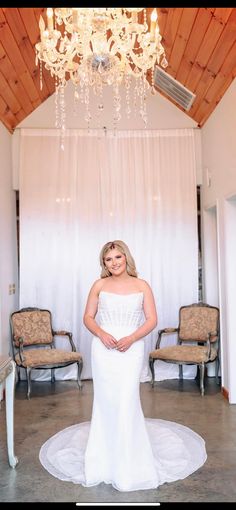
[35,7,168,136]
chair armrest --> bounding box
[207,332,219,358]
[155,327,179,349]
[209,332,218,342]
[206,334,211,358]
[196,332,218,358]
[52,330,76,352]
[18,337,26,363]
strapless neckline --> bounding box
[99,291,143,297]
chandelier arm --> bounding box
[35,7,168,132]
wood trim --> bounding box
[221,386,229,401]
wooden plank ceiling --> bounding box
[0,7,236,133]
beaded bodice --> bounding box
[97,291,144,332]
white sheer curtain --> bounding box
[19,128,198,382]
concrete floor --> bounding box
[0,376,236,503]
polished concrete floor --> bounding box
[0,375,236,504]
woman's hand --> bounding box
[99,331,117,349]
[116,335,134,352]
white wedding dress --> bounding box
[39,291,207,492]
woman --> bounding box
[39,240,207,491]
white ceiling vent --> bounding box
[154,66,196,111]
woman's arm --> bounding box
[116,282,157,352]
[83,281,117,349]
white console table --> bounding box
[0,355,18,468]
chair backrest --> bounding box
[11,308,53,347]
[179,303,219,342]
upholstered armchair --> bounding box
[149,302,220,396]
[10,307,83,399]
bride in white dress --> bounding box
[39,240,207,492]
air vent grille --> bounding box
[154,67,196,111]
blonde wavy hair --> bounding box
[100,240,138,278]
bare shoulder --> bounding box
[138,279,157,317]
[137,278,153,294]
[89,278,104,297]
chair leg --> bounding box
[179,364,183,379]
[17,365,21,382]
[77,360,83,390]
[26,367,32,399]
[149,358,155,387]
[51,368,55,383]
[199,362,205,396]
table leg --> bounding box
[5,360,18,468]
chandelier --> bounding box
[35,7,168,138]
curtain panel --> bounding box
[19,128,198,381]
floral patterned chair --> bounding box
[149,302,220,396]
[10,307,83,399]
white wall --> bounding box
[14,82,202,189]
[18,80,197,131]
[0,123,19,357]
[201,78,236,403]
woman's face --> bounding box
[104,248,127,277]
